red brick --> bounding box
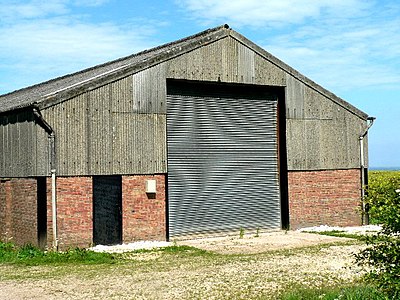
[288,169,362,229]
[122,175,166,242]
[0,178,38,246]
[47,176,93,250]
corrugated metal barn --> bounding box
[0,25,371,249]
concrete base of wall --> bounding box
[288,169,362,229]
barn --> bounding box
[0,25,372,250]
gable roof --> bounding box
[0,24,368,119]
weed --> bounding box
[239,227,245,239]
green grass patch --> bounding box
[0,241,117,265]
[307,230,367,241]
[0,241,219,267]
[280,284,386,300]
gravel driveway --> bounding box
[0,230,364,300]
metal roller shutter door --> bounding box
[167,83,281,238]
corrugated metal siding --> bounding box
[286,89,364,171]
[35,120,50,176]
[0,34,364,177]
[41,77,167,176]
[0,111,42,177]
[286,75,305,119]
[132,65,166,113]
[167,82,281,237]
[166,37,286,86]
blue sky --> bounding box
[0,0,399,168]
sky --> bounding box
[0,0,399,168]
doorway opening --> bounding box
[93,176,122,245]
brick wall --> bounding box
[288,169,362,229]
[0,180,10,242]
[0,178,38,246]
[47,177,93,249]
[1,175,167,249]
[122,175,166,241]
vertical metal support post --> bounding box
[49,133,58,250]
[51,168,58,250]
[360,136,368,225]
[33,107,58,250]
[359,116,375,226]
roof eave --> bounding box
[36,25,231,110]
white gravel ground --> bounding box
[1,228,369,299]
[90,241,172,253]
[297,224,382,234]
[87,225,380,254]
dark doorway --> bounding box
[37,177,47,249]
[277,89,290,230]
[93,176,122,245]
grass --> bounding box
[0,241,117,265]
[306,230,367,240]
[0,239,384,299]
[280,284,387,300]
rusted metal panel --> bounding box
[43,94,89,175]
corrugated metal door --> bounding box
[167,81,281,238]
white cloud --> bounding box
[262,11,400,91]
[0,0,69,21]
[177,0,400,91]
[0,1,158,93]
[176,0,369,27]
[0,0,110,21]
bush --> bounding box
[365,171,400,226]
[355,171,400,299]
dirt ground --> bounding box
[0,231,364,300]
[176,230,354,254]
